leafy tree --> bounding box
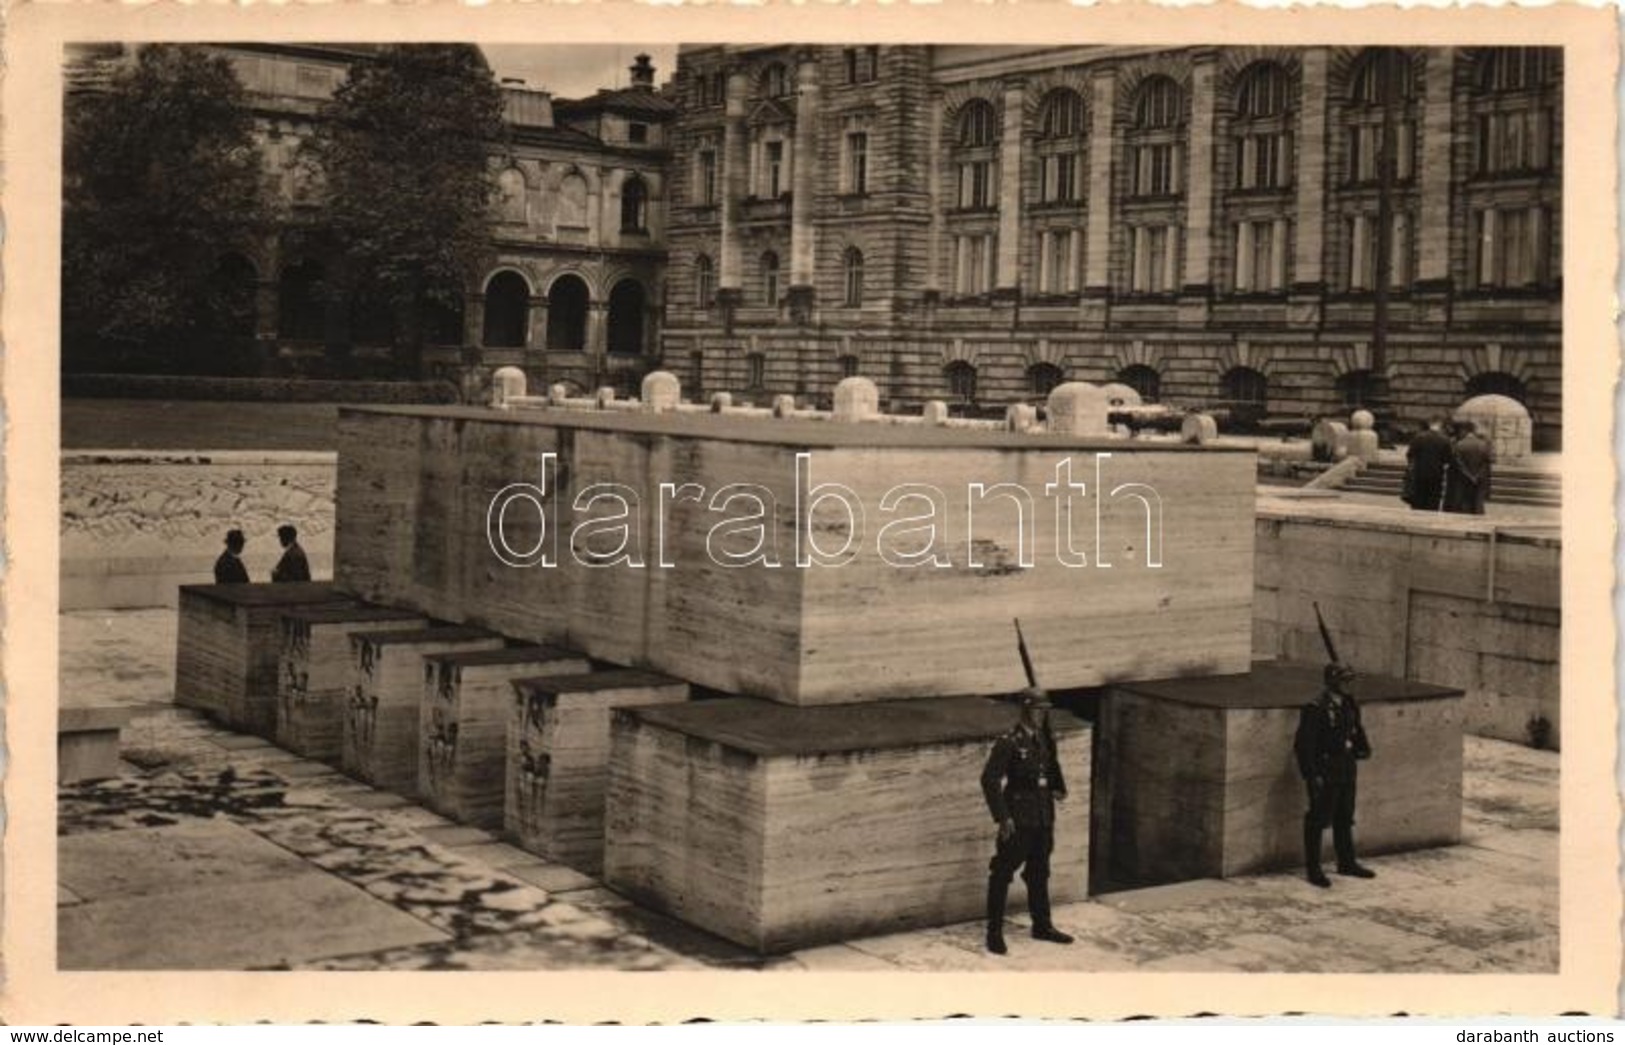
[301,45,504,375]
[62,45,274,372]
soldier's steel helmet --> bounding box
[1324,662,1357,686]
[1019,687,1052,709]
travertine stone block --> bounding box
[1091,662,1462,891]
[342,627,504,795]
[604,697,1091,953]
[507,670,690,873]
[176,582,352,736]
[1046,382,1110,436]
[418,646,592,829]
[833,377,879,422]
[276,605,428,761]
[336,407,1255,705]
[59,706,136,784]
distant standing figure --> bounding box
[1403,417,1452,511]
[1444,422,1493,515]
[1295,662,1375,888]
[272,524,312,583]
[980,687,1075,955]
[214,529,250,584]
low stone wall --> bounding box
[1254,500,1560,749]
[61,451,337,610]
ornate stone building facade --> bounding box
[660,45,1563,447]
[71,44,677,393]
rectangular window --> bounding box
[1037,230,1079,294]
[954,235,994,296]
[1348,212,1412,290]
[765,140,785,198]
[959,160,994,209]
[845,132,869,195]
[1236,133,1290,190]
[696,150,718,206]
[1234,220,1288,292]
[628,122,649,144]
[1134,144,1178,196]
[1474,206,1547,288]
[1042,154,1078,203]
[1132,226,1177,294]
[1477,110,1553,175]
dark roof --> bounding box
[555,87,677,120]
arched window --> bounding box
[842,248,864,307]
[694,254,715,308]
[558,173,589,228]
[1027,362,1064,397]
[481,271,530,349]
[1344,49,1417,185]
[1135,76,1183,130]
[1465,371,1529,404]
[958,99,998,146]
[1235,62,1290,118]
[606,280,646,356]
[1220,366,1269,410]
[496,167,527,223]
[945,361,978,404]
[1231,62,1293,191]
[1476,47,1557,94]
[1117,364,1162,403]
[746,352,766,391]
[1036,88,1086,205]
[1471,48,1557,176]
[1038,89,1085,140]
[546,275,590,352]
[761,62,790,99]
[277,260,326,342]
[761,251,781,306]
[839,355,860,379]
[620,176,648,233]
[1336,369,1386,409]
[954,99,999,210]
[1129,76,1184,198]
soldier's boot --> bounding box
[1334,821,1376,878]
[1304,820,1332,888]
[985,877,1009,955]
[1026,877,1074,945]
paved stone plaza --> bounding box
[58,608,1557,973]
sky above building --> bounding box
[482,45,677,99]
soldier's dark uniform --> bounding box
[980,692,1072,953]
[1294,664,1375,887]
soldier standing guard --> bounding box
[980,687,1075,955]
[1295,662,1376,888]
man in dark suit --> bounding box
[272,524,312,583]
[1295,662,1376,888]
[981,687,1074,954]
[1404,417,1452,511]
[1444,422,1493,514]
[214,529,250,584]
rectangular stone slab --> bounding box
[276,604,428,761]
[341,626,505,795]
[1091,661,1464,891]
[58,705,136,784]
[603,695,1091,954]
[418,646,592,829]
[335,406,1255,705]
[507,670,690,873]
[174,582,352,735]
